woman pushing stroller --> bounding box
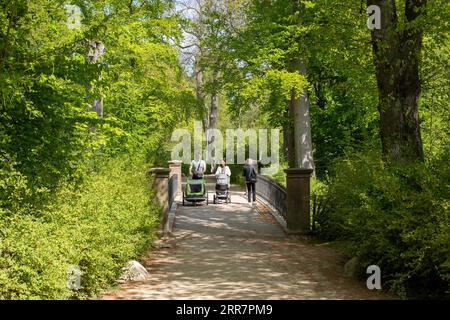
[215,160,231,179]
[183,152,208,206]
[213,160,231,204]
[189,152,206,179]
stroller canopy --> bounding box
[216,173,229,185]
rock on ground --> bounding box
[119,260,149,282]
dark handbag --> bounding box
[250,167,257,182]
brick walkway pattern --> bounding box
[102,186,387,300]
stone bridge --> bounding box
[101,162,388,299]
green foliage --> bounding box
[1,0,449,300]
[266,161,287,186]
[98,3,197,161]
[218,0,312,128]
[0,157,160,299]
[316,150,450,299]
[0,153,29,214]
[0,2,87,193]
[0,0,196,191]
[420,22,450,161]
[304,0,380,177]
[226,164,245,185]
[190,0,450,300]
[0,0,195,299]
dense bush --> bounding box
[0,158,160,299]
[316,151,450,299]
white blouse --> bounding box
[215,166,231,176]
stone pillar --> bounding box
[148,167,170,222]
[284,168,313,234]
[168,160,182,195]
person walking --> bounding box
[215,159,231,187]
[242,158,257,206]
[215,160,231,177]
[189,152,206,180]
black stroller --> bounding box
[213,173,231,204]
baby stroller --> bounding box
[183,177,209,206]
[213,173,231,204]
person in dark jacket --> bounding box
[242,158,257,206]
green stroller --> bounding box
[182,178,209,206]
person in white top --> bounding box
[189,152,206,179]
[215,159,231,177]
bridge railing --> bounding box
[255,174,287,222]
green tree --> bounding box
[367,0,426,162]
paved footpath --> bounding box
[102,186,388,300]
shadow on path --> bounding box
[102,186,388,300]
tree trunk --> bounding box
[208,68,220,135]
[295,61,315,170]
[367,0,425,162]
[209,93,218,139]
[287,59,315,171]
[206,70,220,165]
[282,123,292,165]
[286,101,296,168]
[195,62,208,132]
